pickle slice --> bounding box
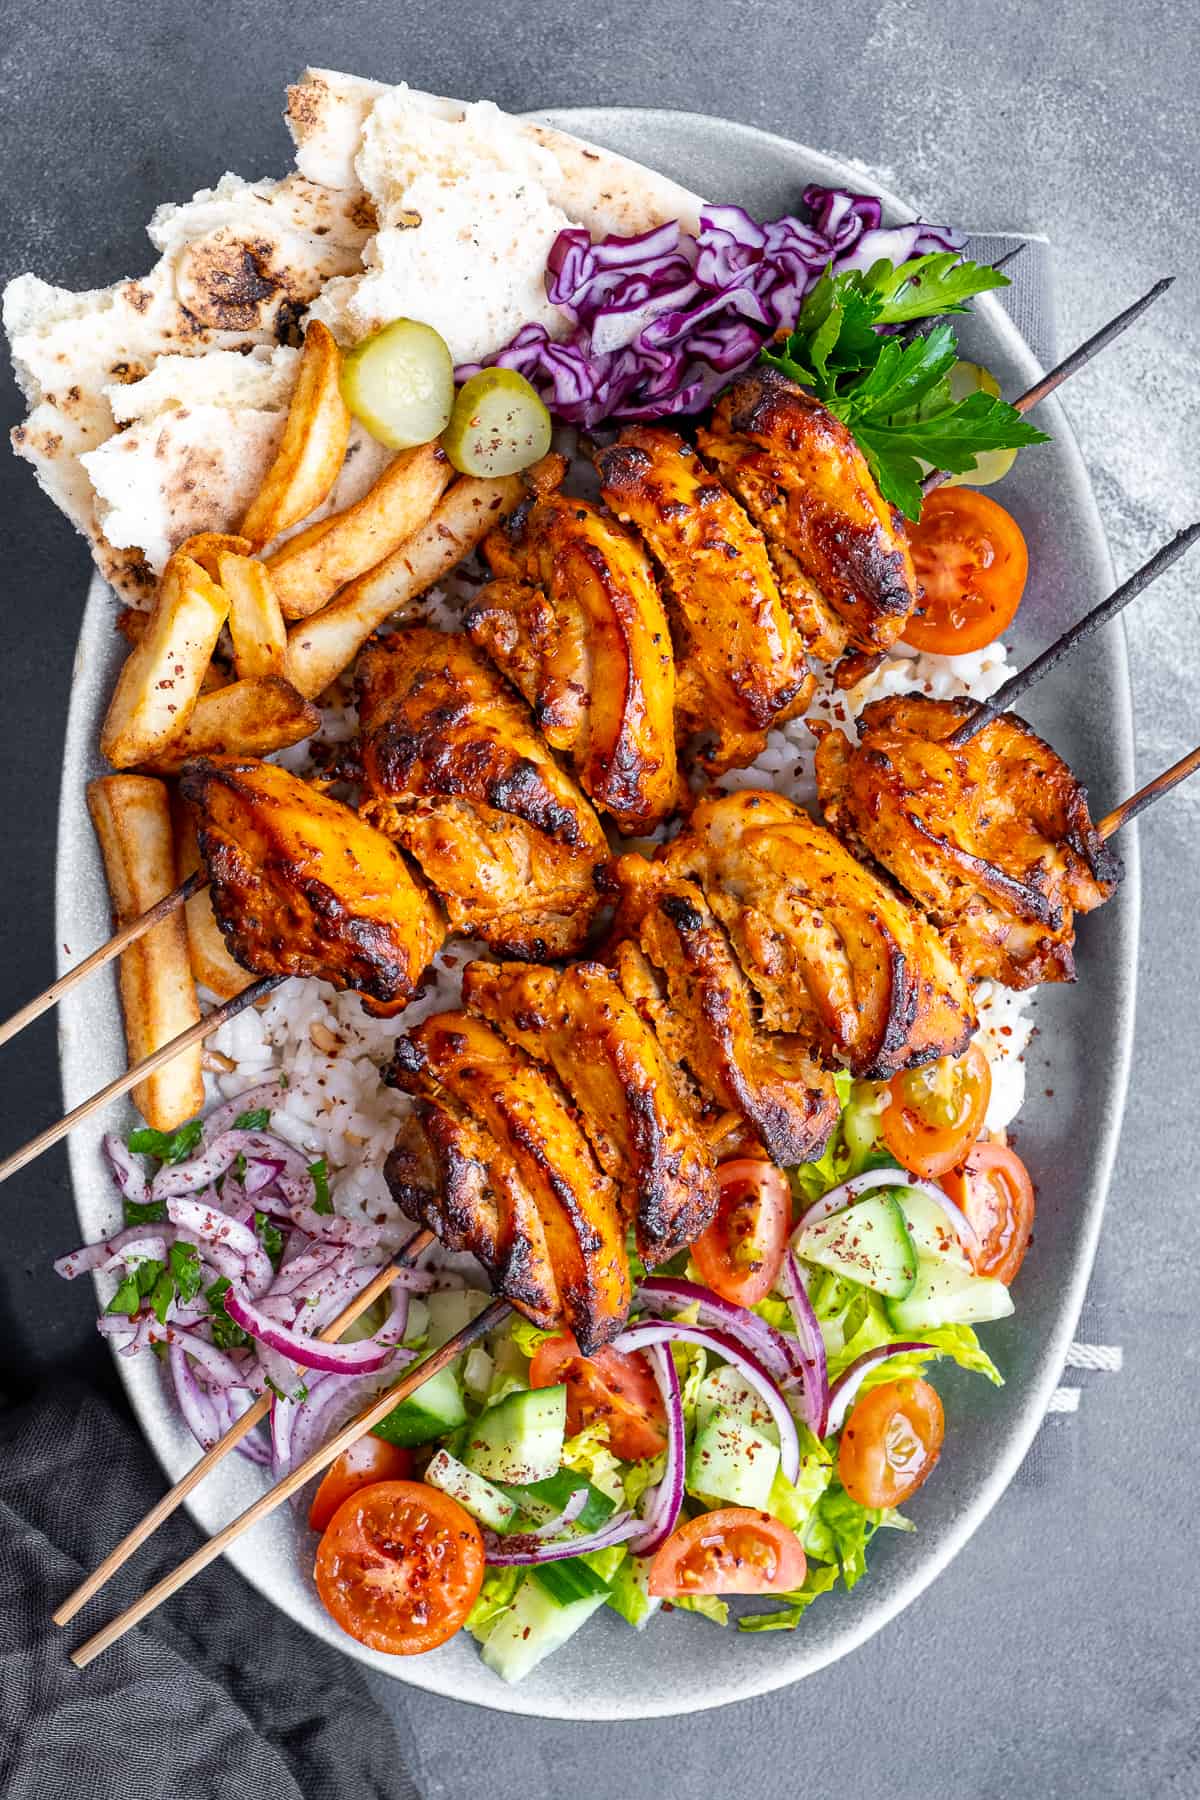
[340,319,455,449]
[443,369,553,477]
[940,361,1019,488]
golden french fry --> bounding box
[139,675,320,773]
[266,443,454,619]
[176,532,253,582]
[86,775,205,1131]
[240,321,350,548]
[285,474,523,700]
[218,552,287,678]
[171,796,252,1001]
[100,555,230,769]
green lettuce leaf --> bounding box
[672,1592,729,1628]
[606,1554,661,1629]
[561,1422,624,1503]
[465,1567,524,1641]
[738,1559,841,1632]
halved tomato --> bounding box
[647,1507,806,1597]
[904,488,1029,654]
[944,1143,1036,1284]
[879,1041,992,1178]
[529,1331,667,1461]
[308,1437,414,1533]
[314,1479,484,1655]
[691,1157,791,1307]
[838,1377,945,1509]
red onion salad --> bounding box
[52,1081,467,1470]
[457,184,965,426]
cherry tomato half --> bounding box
[530,1331,667,1462]
[904,488,1029,655]
[691,1157,792,1307]
[838,1378,945,1510]
[314,1480,484,1656]
[308,1437,414,1533]
[944,1143,1036,1285]
[879,1040,992,1179]
[647,1507,806,1597]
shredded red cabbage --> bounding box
[458,184,966,427]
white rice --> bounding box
[207,608,1034,1228]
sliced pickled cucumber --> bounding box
[340,318,455,449]
[941,362,1019,488]
[443,369,552,477]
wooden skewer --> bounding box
[69,1294,510,1669]
[0,872,204,1051]
[1098,743,1200,841]
[945,523,1200,748]
[922,276,1174,497]
[0,973,284,1188]
[54,1225,435,1627]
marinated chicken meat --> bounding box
[610,855,840,1166]
[471,491,678,832]
[386,1010,629,1350]
[596,425,815,772]
[699,368,918,656]
[178,756,443,1014]
[355,628,609,960]
[661,789,976,1078]
[462,959,718,1266]
[814,694,1122,987]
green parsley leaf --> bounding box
[127,1119,203,1166]
[255,1211,285,1267]
[169,1240,203,1305]
[149,1267,176,1326]
[233,1107,271,1132]
[205,1276,250,1350]
[233,1151,248,1183]
[122,1195,167,1226]
[105,1273,142,1318]
[308,1157,333,1215]
[869,250,1010,324]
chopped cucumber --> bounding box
[503,1469,616,1536]
[340,318,455,449]
[606,1553,662,1630]
[531,1558,613,1606]
[424,1448,517,1532]
[694,1364,780,1444]
[463,1345,494,1400]
[686,1412,780,1511]
[464,1385,566,1484]
[426,1287,493,1351]
[794,1193,918,1298]
[443,368,552,477]
[482,1579,606,1684]
[894,1186,972,1271]
[370,1362,466,1448]
[886,1259,1014,1333]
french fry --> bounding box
[266,443,454,619]
[139,676,320,773]
[171,796,252,1002]
[285,474,523,700]
[100,554,229,768]
[218,552,287,678]
[176,532,253,581]
[86,775,205,1131]
[240,320,350,548]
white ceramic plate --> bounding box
[57,107,1138,1718]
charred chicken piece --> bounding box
[610,855,840,1166]
[662,788,976,1078]
[596,425,815,772]
[699,368,918,655]
[814,694,1122,987]
[178,756,443,1015]
[463,959,718,1267]
[386,1010,629,1350]
[355,628,609,961]
[471,491,679,832]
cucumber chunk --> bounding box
[443,368,552,476]
[464,1385,567,1484]
[694,1364,780,1444]
[340,318,455,449]
[503,1469,616,1536]
[426,1287,493,1351]
[686,1412,780,1511]
[531,1558,613,1606]
[482,1579,606,1683]
[894,1186,973,1270]
[886,1259,1014,1333]
[370,1362,467,1448]
[794,1194,918,1298]
[424,1448,517,1532]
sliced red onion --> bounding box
[780,1250,830,1438]
[101,1234,169,1270]
[483,1511,643,1565]
[371,1281,412,1349]
[144,1324,254,1390]
[243,1157,287,1196]
[825,1342,934,1435]
[55,1223,178,1280]
[201,1079,287,1145]
[270,1394,294,1472]
[282,1205,381,1250]
[526,1487,589,1539]
[153,1129,310,1201]
[268,1243,346,1299]
[170,1343,221,1450]
[629,1343,685,1555]
[103,1132,152,1208]
[636,1277,801,1385]
[165,1196,273,1296]
[222,1286,398,1375]
[286,1367,400,1474]
[798,1165,980,1259]
[615,1319,801,1484]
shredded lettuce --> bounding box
[764,1428,833,1540]
[804,1482,912,1589]
[672,1592,729,1628]
[827,1288,1003,1388]
[465,1567,524,1642]
[509,1317,559,1358]
[561,1422,624,1503]
[738,1560,841,1632]
[623,1451,666,1512]
[606,1554,660,1629]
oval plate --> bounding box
[57,107,1138,1718]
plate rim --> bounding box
[55,103,1140,1719]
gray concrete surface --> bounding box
[1,3,1197,1796]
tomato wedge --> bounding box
[647,1507,806,1597]
[314,1480,484,1655]
[944,1143,1036,1284]
[529,1331,667,1461]
[838,1378,945,1509]
[308,1437,414,1533]
[904,488,1029,655]
[691,1157,791,1307]
[879,1041,992,1179]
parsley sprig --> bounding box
[761,254,1049,518]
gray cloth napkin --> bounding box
[0,1381,418,1800]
